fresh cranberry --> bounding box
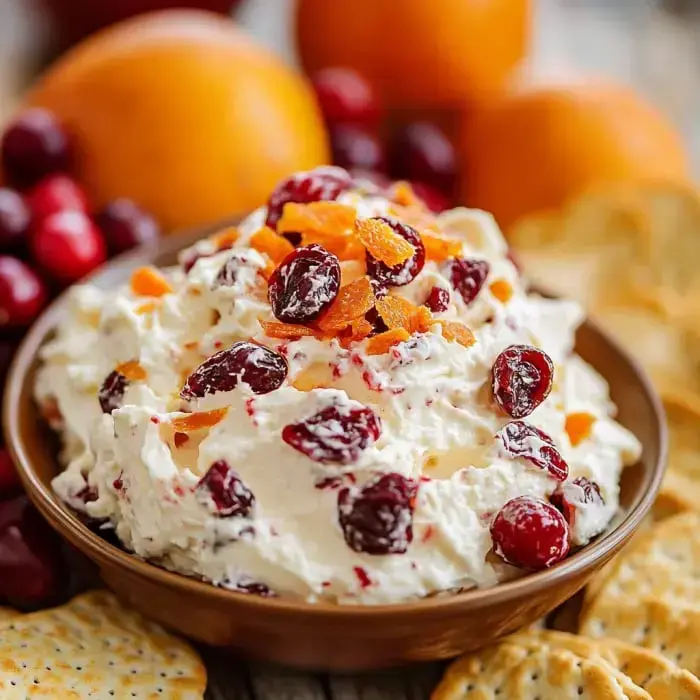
[492,345,554,419]
[424,286,450,313]
[26,174,88,224]
[96,199,159,256]
[0,188,30,254]
[0,495,63,609]
[196,460,254,517]
[265,166,354,229]
[31,210,107,284]
[268,244,341,323]
[490,495,569,570]
[338,473,417,555]
[98,370,128,414]
[0,340,16,396]
[409,181,451,213]
[182,341,288,399]
[311,68,379,127]
[496,421,568,482]
[330,125,386,173]
[0,256,47,327]
[0,448,21,496]
[445,257,490,306]
[1,109,72,189]
[283,402,381,464]
[390,123,457,197]
[365,217,425,287]
[551,477,605,533]
[230,579,276,597]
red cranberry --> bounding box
[409,181,451,213]
[265,166,354,229]
[365,306,389,336]
[98,370,128,414]
[0,256,47,327]
[283,402,381,464]
[0,188,31,254]
[182,341,287,399]
[26,174,88,224]
[490,495,569,570]
[338,472,417,555]
[31,210,107,284]
[496,421,568,482]
[196,460,254,517]
[215,252,250,287]
[330,125,386,173]
[0,448,21,496]
[0,495,63,609]
[311,68,379,127]
[445,257,490,306]
[1,109,72,189]
[551,477,605,533]
[0,339,16,396]
[230,579,276,597]
[424,286,450,313]
[268,244,341,323]
[492,345,554,419]
[96,199,159,256]
[365,217,425,287]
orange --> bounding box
[463,82,688,231]
[27,10,329,231]
[296,0,530,110]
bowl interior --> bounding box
[5,225,667,616]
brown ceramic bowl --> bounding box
[4,226,666,672]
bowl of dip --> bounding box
[5,170,666,670]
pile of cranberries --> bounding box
[310,67,457,213]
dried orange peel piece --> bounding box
[130,266,173,297]
[170,408,228,432]
[366,328,411,355]
[260,320,317,339]
[317,277,376,332]
[208,227,239,249]
[565,412,596,446]
[489,279,514,303]
[434,320,476,348]
[356,218,415,267]
[278,201,356,238]
[388,181,424,208]
[250,226,295,265]
[421,231,462,262]
[375,295,432,334]
[115,360,147,381]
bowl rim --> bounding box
[4,231,668,620]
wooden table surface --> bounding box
[1,0,699,697]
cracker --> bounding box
[580,595,700,676]
[0,590,206,698]
[432,642,629,699]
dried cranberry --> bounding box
[445,257,490,306]
[196,460,254,517]
[424,286,450,313]
[551,477,605,532]
[365,306,388,336]
[492,345,554,419]
[98,370,128,414]
[496,421,568,482]
[365,217,425,287]
[215,252,249,287]
[230,579,276,597]
[182,341,287,399]
[265,166,353,229]
[282,402,381,464]
[490,495,569,570]
[268,244,341,323]
[338,473,417,555]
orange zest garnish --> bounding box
[434,320,476,348]
[489,279,514,304]
[208,227,239,250]
[366,328,411,355]
[421,231,462,262]
[135,301,157,315]
[356,218,414,267]
[115,360,147,381]
[260,320,317,339]
[317,277,376,332]
[375,295,432,334]
[250,226,295,265]
[130,266,173,297]
[278,201,356,239]
[565,412,596,446]
[170,408,229,433]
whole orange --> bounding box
[296,0,531,110]
[462,82,688,231]
[26,10,330,231]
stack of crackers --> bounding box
[0,590,206,698]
